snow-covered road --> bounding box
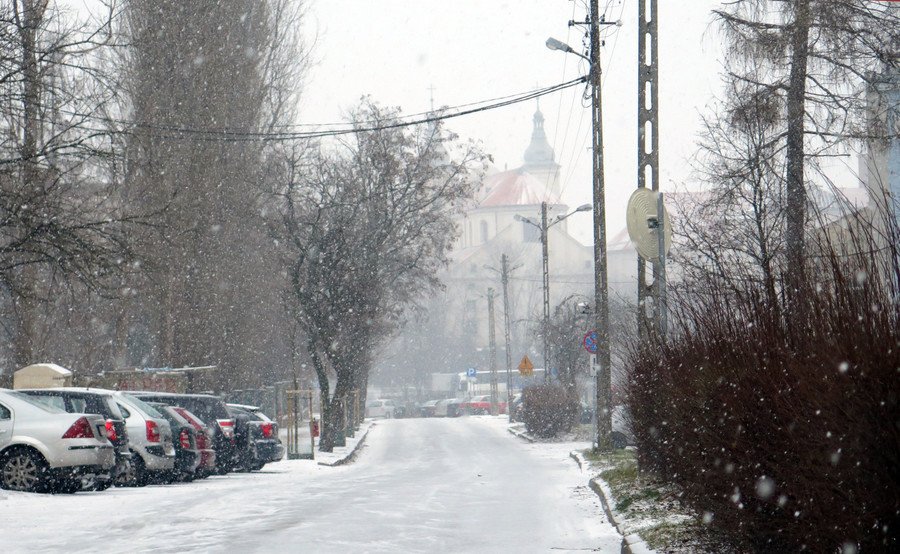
[2,417,621,553]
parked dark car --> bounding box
[227,404,284,470]
[130,393,236,474]
[147,403,202,482]
[18,387,132,490]
[418,400,439,417]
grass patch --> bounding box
[580,447,737,552]
[641,520,700,551]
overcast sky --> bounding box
[298,0,726,242]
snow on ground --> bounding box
[1,416,621,553]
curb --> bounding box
[317,424,372,467]
[507,426,536,443]
[570,450,655,554]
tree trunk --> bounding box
[784,0,811,319]
[12,0,48,369]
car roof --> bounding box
[129,391,223,400]
[226,403,261,411]
[18,386,117,395]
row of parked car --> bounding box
[0,388,284,494]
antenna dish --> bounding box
[626,188,672,262]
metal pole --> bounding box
[656,193,668,336]
[541,201,551,383]
[637,0,660,338]
[590,0,612,451]
[487,288,499,416]
[501,254,514,421]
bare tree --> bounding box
[0,0,129,369]
[674,74,787,312]
[273,100,486,451]
[119,0,308,385]
[713,0,899,316]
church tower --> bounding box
[522,105,561,197]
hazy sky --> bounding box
[299,0,726,242]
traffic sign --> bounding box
[466,367,477,378]
[517,355,534,377]
[583,330,598,354]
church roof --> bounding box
[478,168,559,207]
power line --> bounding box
[56,78,587,143]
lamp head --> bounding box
[575,203,592,213]
[545,37,573,53]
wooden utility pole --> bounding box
[588,0,613,451]
[540,201,551,382]
[487,288,499,416]
[500,254,514,420]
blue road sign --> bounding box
[467,367,477,378]
[583,330,598,354]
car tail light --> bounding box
[216,419,235,439]
[146,420,161,443]
[62,417,95,439]
[105,420,118,442]
[260,422,274,438]
[179,428,191,449]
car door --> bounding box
[0,402,12,450]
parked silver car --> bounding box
[0,389,115,493]
[365,399,396,419]
[112,392,175,485]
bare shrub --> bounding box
[522,384,580,439]
[626,210,900,551]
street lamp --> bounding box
[516,201,591,382]
[547,1,616,451]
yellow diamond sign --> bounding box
[517,355,534,377]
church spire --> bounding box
[523,103,555,166]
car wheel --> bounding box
[1,448,49,493]
[124,454,147,487]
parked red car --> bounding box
[462,395,507,415]
[171,407,217,477]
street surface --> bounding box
[1,417,621,553]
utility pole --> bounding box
[637,0,661,338]
[540,201,551,383]
[487,288,499,416]
[546,4,617,450]
[589,0,612,451]
[500,254,514,421]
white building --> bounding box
[442,107,596,364]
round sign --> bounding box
[583,330,598,354]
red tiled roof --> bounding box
[478,169,558,207]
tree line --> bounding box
[0,0,485,451]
